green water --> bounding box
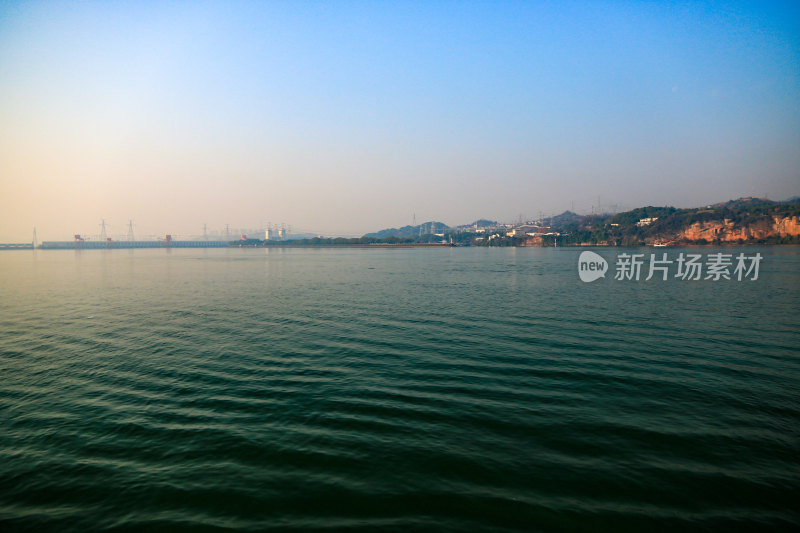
[1,247,798,531]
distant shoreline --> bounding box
[4,242,798,251]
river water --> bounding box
[1,247,798,531]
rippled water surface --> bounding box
[1,247,799,532]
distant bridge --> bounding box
[0,243,34,250]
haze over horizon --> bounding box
[2,1,799,241]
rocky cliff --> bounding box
[676,216,800,243]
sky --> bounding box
[1,0,798,241]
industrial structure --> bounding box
[6,220,296,249]
[40,234,229,249]
[265,223,289,241]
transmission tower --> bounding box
[127,220,135,242]
[203,223,208,241]
[32,227,38,248]
[100,219,107,242]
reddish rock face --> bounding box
[775,216,800,237]
[520,235,544,247]
[679,216,800,242]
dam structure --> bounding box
[40,235,229,250]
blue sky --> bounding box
[1,1,798,239]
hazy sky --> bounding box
[1,1,798,240]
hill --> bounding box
[549,197,800,245]
[359,196,800,246]
[364,222,450,239]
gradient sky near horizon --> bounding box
[1,1,798,240]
